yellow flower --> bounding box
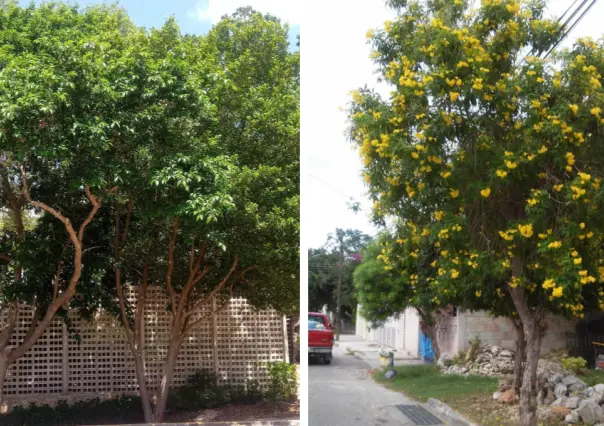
[571,250,579,257]
[552,287,563,298]
[504,151,514,157]
[580,223,586,230]
[441,250,449,257]
[496,169,508,178]
[538,233,547,239]
[518,224,534,238]
[566,152,576,165]
[434,210,444,221]
[538,145,548,154]
[553,184,564,192]
[366,29,375,39]
[569,104,579,114]
[475,291,482,297]
[528,198,538,206]
[450,92,460,101]
[542,279,556,289]
[441,171,451,179]
[480,188,491,197]
[579,172,591,182]
[548,241,562,249]
[587,231,594,239]
[450,269,459,279]
[591,107,601,116]
[450,189,460,198]
[505,160,517,169]
[411,152,420,159]
[574,257,583,265]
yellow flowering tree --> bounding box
[348,0,604,425]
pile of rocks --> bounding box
[438,345,604,425]
[438,345,515,377]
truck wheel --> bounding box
[323,356,332,365]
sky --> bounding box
[18,0,300,48]
[305,0,604,249]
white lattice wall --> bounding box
[0,287,287,402]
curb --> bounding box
[426,398,479,426]
[101,421,300,426]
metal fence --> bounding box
[565,332,604,367]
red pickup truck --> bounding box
[308,312,334,364]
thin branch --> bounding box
[52,259,63,302]
[0,253,12,262]
[121,200,133,243]
[21,305,42,347]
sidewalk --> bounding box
[334,334,425,370]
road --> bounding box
[309,338,421,426]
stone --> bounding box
[563,397,580,409]
[595,384,604,393]
[548,372,565,386]
[437,353,453,368]
[544,390,556,405]
[493,391,502,401]
[555,383,568,399]
[565,410,580,424]
[537,389,545,405]
[551,406,572,417]
[577,400,604,425]
[384,369,397,380]
[499,388,517,404]
[563,375,587,388]
[499,349,513,358]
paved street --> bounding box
[309,336,422,426]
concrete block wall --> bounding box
[458,310,576,354]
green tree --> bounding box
[0,1,133,403]
[308,229,371,321]
[348,1,604,424]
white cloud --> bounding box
[189,0,301,25]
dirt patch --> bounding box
[166,401,300,423]
[447,394,565,426]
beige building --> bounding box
[356,305,576,358]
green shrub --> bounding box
[265,361,298,402]
[562,357,587,374]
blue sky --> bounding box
[19,0,300,49]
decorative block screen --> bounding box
[0,287,287,400]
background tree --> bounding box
[348,1,604,424]
[308,229,371,320]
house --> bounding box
[355,305,576,358]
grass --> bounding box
[373,365,567,426]
[580,368,604,387]
[374,364,497,403]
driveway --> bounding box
[309,337,424,426]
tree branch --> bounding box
[0,253,12,263]
[166,217,180,317]
[121,200,133,243]
[0,302,18,348]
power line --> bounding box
[517,0,593,66]
[308,173,355,200]
[542,0,599,60]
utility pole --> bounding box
[335,232,343,341]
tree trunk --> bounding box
[0,350,9,407]
[133,353,153,423]
[507,256,543,426]
[513,319,526,396]
[420,321,441,361]
[153,335,182,422]
[519,317,542,426]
